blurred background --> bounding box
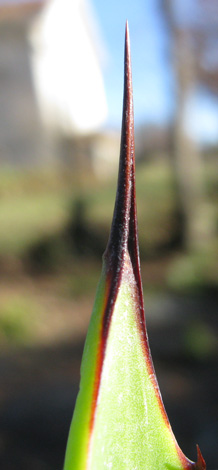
[0,0,217,469]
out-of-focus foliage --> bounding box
[0,160,217,260]
[0,296,37,345]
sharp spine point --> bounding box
[102,22,144,353]
[195,445,206,470]
[105,21,135,264]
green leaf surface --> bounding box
[83,258,186,469]
[64,267,107,470]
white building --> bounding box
[29,0,107,137]
[0,0,120,178]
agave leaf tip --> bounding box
[63,24,206,470]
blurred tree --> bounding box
[161,0,218,250]
[195,0,218,95]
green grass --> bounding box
[0,161,217,266]
[0,295,38,345]
[0,162,175,257]
[0,192,69,255]
[167,240,218,293]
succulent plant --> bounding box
[64,22,206,470]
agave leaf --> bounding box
[64,22,206,470]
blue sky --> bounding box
[92,0,218,144]
[93,0,172,127]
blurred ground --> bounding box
[0,161,217,469]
